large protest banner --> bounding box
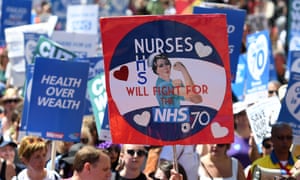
[193,5,246,81]
[100,15,233,145]
[277,51,300,144]
[26,57,89,141]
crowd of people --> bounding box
[0,0,297,179]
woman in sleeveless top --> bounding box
[198,144,246,180]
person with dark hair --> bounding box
[149,53,202,108]
[247,122,297,179]
[65,146,111,180]
[0,135,17,179]
[115,144,148,180]
[152,159,186,180]
[97,141,121,173]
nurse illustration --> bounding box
[149,53,202,108]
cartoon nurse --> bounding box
[149,53,202,108]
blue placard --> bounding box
[193,6,246,81]
[26,57,89,141]
[0,0,32,42]
[231,53,247,102]
[245,30,271,103]
[277,51,300,137]
[20,64,35,132]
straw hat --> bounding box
[0,88,23,104]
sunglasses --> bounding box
[126,149,147,157]
[263,143,272,149]
[268,90,278,95]
[276,135,293,141]
[4,99,19,104]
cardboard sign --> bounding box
[100,15,233,145]
[247,96,281,147]
[26,57,89,141]
[278,51,300,144]
[66,5,98,35]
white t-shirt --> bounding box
[12,169,61,180]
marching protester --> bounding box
[199,144,246,180]
[151,158,186,180]
[114,144,148,180]
[247,122,297,179]
[62,145,111,180]
[12,136,60,180]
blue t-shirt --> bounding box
[155,77,184,108]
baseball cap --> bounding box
[0,135,17,148]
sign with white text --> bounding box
[278,51,300,144]
[100,15,234,145]
[26,57,89,141]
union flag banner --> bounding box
[100,15,233,145]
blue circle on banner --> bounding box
[110,20,224,141]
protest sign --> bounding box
[100,15,233,145]
[24,32,48,66]
[66,5,98,35]
[4,20,57,87]
[33,36,77,61]
[0,0,32,44]
[277,51,300,144]
[51,31,98,58]
[26,57,89,141]
[193,4,246,82]
[18,64,34,141]
[231,54,247,102]
[286,0,300,80]
[245,30,271,104]
[246,96,281,151]
[88,73,111,141]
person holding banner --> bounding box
[12,136,60,180]
[152,158,186,180]
[115,144,148,180]
[149,53,202,108]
